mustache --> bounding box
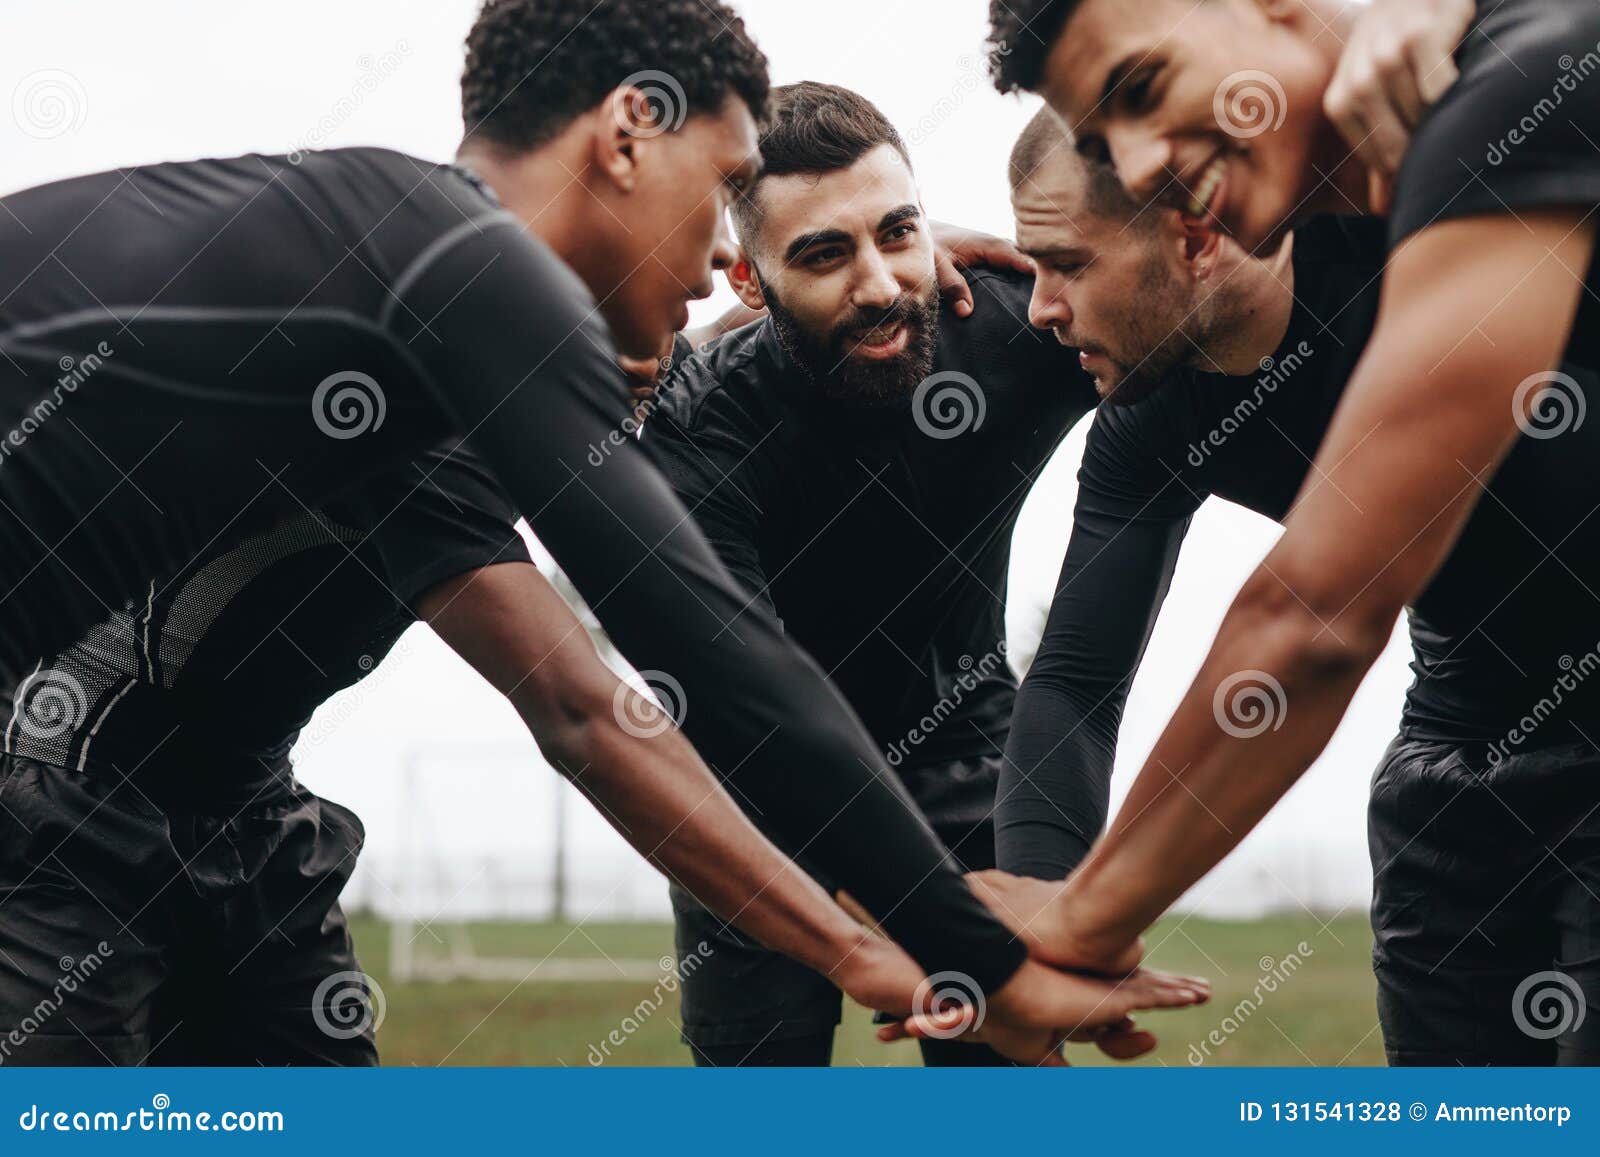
[832,294,929,345]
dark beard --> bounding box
[1094,245,1197,408]
[764,281,940,407]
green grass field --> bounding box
[347,911,1386,1067]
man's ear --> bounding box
[727,248,767,311]
[1163,207,1215,281]
[588,86,656,193]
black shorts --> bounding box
[0,754,376,1066]
[1369,736,1600,1066]
[670,753,1001,1058]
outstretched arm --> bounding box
[1031,210,1595,970]
[997,419,1192,881]
[416,560,922,1014]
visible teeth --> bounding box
[1186,158,1225,218]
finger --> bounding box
[1408,28,1462,106]
[1368,169,1393,217]
[1372,31,1426,128]
[934,250,974,317]
[876,1021,912,1042]
[1096,1026,1157,1061]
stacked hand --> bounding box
[833,879,1207,1067]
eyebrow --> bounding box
[782,203,922,264]
[1021,245,1093,263]
[1099,54,1142,109]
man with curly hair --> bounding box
[0,1,1206,1065]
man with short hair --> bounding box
[647,82,1102,1066]
[989,111,1600,1064]
[0,0,1203,1065]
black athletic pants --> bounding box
[0,754,376,1066]
[671,753,1014,1067]
[1370,736,1600,1065]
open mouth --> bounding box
[850,322,910,361]
[1179,155,1227,227]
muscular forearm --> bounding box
[419,562,918,1008]
[534,684,909,1000]
[1059,570,1385,949]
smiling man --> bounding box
[945,0,1600,1059]
[995,110,1600,1065]
[646,82,1102,1066]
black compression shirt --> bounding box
[1,441,525,804]
[0,148,1023,990]
[1388,0,1600,366]
[998,215,1600,880]
[646,270,1098,771]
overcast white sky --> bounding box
[2,0,1406,923]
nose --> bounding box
[710,212,738,273]
[851,248,901,312]
[1107,124,1174,206]
[1028,273,1072,332]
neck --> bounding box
[455,137,615,291]
[1198,233,1298,376]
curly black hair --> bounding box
[462,0,770,152]
[986,0,1082,95]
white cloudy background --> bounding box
[1,0,1404,927]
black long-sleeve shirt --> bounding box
[0,148,1023,991]
[999,215,1600,879]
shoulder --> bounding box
[652,320,784,438]
[1390,0,1600,246]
